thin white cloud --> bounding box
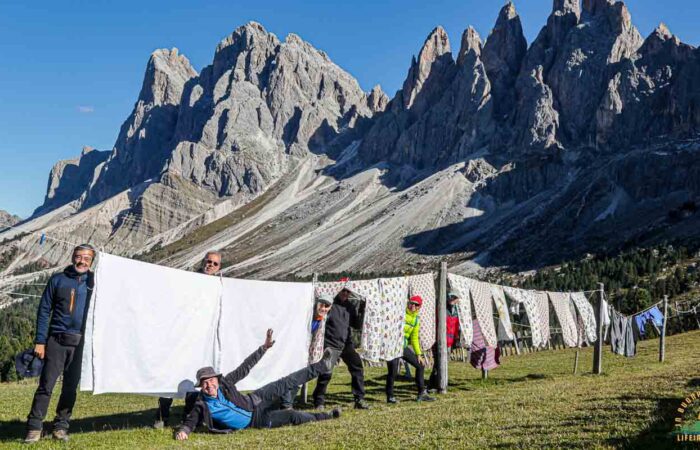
[77,105,95,113]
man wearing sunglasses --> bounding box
[385,295,436,403]
[24,244,96,443]
[154,250,223,429]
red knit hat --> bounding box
[409,295,423,306]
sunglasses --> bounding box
[205,260,220,267]
[408,302,421,307]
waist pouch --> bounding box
[55,333,83,347]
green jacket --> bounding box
[403,309,422,356]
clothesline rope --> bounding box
[0,292,42,298]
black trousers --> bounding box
[26,335,83,431]
[157,397,173,421]
[250,359,332,428]
[386,347,424,398]
[251,400,331,428]
[312,342,364,405]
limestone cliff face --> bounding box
[5,2,700,277]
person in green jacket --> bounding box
[385,295,436,403]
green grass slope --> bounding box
[1,330,698,449]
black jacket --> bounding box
[323,296,362,350]
[180,346,267,435]
[35,266,94,344]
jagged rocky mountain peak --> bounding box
[458,26,482,62]
[141,48,197,106]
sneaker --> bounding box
[354,399,371,410]
[387,397,399,404]
[280,404,294,411]
[331,407,342,419]
[52,429,70,442]
[153,419,165,429]
[24,430,41,443]
[314,403,325,411]
[416,391,436,402]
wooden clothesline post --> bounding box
[436,261,448,393]
[659,295,668,363]
[593,282,604,375]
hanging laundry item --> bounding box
[470,319,500,370]
[634,305,664,338]
[610,309,636,357]
[490,284,515,341]
[308,317,327,364]
[82,253,315,396]
[460,276,498,347]
[219,277,314,391]
[568,299,585,346]
[314,281,347,299]
[570,292,598,343]
[534,291,550,346]
[447,273,473,348]
[407,273,436,352]
[83,253,222,395]
[360,277,407,362]
[503,287,547,349]
[547,292,579,348]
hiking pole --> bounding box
[573,349,579,374]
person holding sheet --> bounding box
[154,250,223,429]
[312,286,370,410]
[280,293,333,410]
[24,244,96,443]
[385,295,436,403]
[175,329,341,440]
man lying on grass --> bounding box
[175,329,341,440]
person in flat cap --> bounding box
[175,329,341,440]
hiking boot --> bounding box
[354,399,371,410]
[24,430,41,443]
[52,429,70,442]
[331,407,342,419]
[387,396,399,404]
[416,391,436,402]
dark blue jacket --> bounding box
[35,266,94,344]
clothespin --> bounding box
[39,233,46,246]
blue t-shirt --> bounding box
[204,388,252,430]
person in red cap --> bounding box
[385,295,436,403]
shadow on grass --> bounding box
[0,407,164,442]
[605,396,680,450]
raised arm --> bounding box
[222,329,275,385]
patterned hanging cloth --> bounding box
[490,284,515,341]
[547,292,579,348]
[358,277,407,362]
[461,276,498,347]
[308,317,327,364]
[447,273,473,348]
[570,292,598,343]
[534,291,551,347]
[470,319,500,370]
[407,273,436,352]
[503,287,547,349]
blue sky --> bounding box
[1,0,698,218]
